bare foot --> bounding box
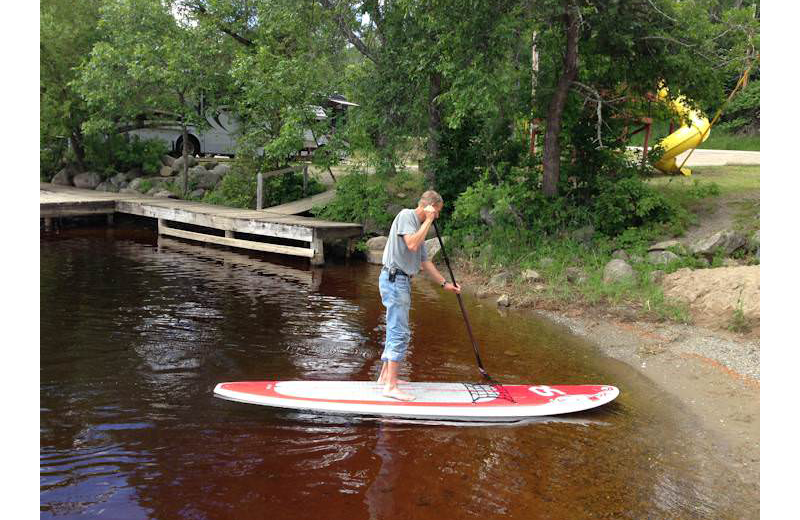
[382,387,416,401]
[377,377,408,384]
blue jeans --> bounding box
[378,269,412,362]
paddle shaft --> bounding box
[432,220,491,381]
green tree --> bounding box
[40,0,104,174]
[79,0,232,195]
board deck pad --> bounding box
[214,381,619,422]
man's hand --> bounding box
[444,282,461,294]
[423,204,438,221]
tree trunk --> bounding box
[181,121,189,197]
[530,30,540,156]
[542,5,579,197]
[69,128,86,172]
[424,71,443,189]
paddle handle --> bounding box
[432,220,491,381]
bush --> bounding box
[312,171,393,231]
[203,167,257,209]
[592,176,678,235]
[83,134,168,177]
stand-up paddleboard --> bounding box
[213,381,619,422]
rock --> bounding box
[662,266,760,328]
[425,237,445,261]
[125,167,143,181]
[95,181,119,193]
[152,189,177,199]
[159,165,174,177]
[648,250,680,265]
[72,172,102,189]
[611,249,629,261]
[173,155,198,172]
[722,258,744,267]
[690,230,748,258]
[366,250,384,264]
[497,294,511,307]
[565,267,587,284]
[211,163,231,176]
[51,166,77,185]
[366,236,388,251]
[146,186,160,196]
[191,170,223,190]
[603,259,635,284]
[490,271,512,287]
[203,161,218,170]
[128,178,145,191]
[189,188,206,199]
[648,239,686,254]
[110,172,128,187]
[161,155,175,168]
[521,269,543,282]
[119,187,139,195]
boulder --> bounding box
[72,172,102,190]
[191,170,223,190]
[603,259,635,284]
[496,294,511,307]
[690,230,748,258]
[211,163,231,176]
[203,161,219,170]
[95,181,119,193]
[649,239,687,255]
[161,155,175,168]
[611,249,630,261]
[159,165,174,177]
[189,188,206,199]
[173,155,198,172]
[425,236,445,261]
[125,167,143,181]
[51,166,77,185]
[565,267,587,284]
[366,236,388,251]
[110,172,128,187]
[119,187,140,195]
[647,250,680,265]
[366,250,384,264]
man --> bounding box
[377,190,461,401]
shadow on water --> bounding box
[40,226,752,519]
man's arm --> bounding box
[402,215,433,252]
[421,260,461,293]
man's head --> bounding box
[417,190,444,215]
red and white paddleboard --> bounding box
[213,381,619,422]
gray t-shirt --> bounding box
[382,208,428,276]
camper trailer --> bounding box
[127,95,357,157]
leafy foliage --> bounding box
[718,80,760,134]
[83,134,168,176]
[312,172,393,231]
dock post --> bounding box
[257,172,263,210]
[44,218,53,231]
[157,218,165,234]
[107,214,114,226]
[345,238,354,259]
[311,229,324,266]
[303,165,308,197]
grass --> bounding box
[628,120,759,151]
[647,165,760,196]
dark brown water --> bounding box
[41,226,747,519]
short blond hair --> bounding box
[418,190,443,207]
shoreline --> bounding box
[452,269,760,491]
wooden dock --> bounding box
[40,183,362,265]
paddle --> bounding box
[431,220,494,382]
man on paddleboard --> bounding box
[378,190,461,401]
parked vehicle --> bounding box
[127,95,356,157]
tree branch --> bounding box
[319,0,377,63]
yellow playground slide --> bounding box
[653,87,711,176]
